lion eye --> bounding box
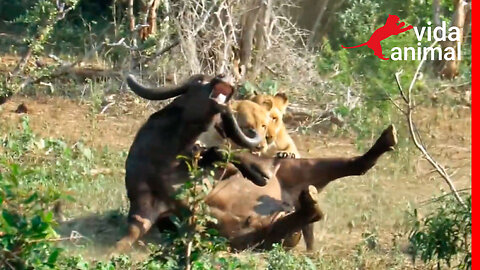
[262,125,267,129]
[272,117,278,122]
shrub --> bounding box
[408,194,471,269]
[0,162,63,269]
[142,154,230,269]
[266,244,316,270]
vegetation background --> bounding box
[0,0,471,269]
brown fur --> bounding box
[116,74,266,251]
[206,125,397,250]
[120,74,397,251]
[130,90,397,250]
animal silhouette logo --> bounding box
[342,14,413,60]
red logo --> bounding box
[341,14,413,60]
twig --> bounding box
[47,54,64,64]
[394,70,409,104]
[392,41,467,209]
[385,93,407,115]
[185,240,193,270]
[26,231,84,243]
[139,39,181,66]
[5,260,15,270]
[418,187,471,206]
[265,65,279,76]
[39,82,54,93]
[100,101,115,114]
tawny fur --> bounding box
[251,93,300,157]
[197,100,270,152]
[206,125,397,250]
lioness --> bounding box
[251,93,300,157]
[197,99,270,153]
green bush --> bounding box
[0,116,253,269]
[0,162,63,269]
[266,244,316,270]
[409,194,471,269]
[142,154,230,269]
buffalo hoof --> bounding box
[379,124,398,151]
[115,239,132,253]
[299,185,324,223]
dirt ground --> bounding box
[0,94,471,267]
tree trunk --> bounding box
[127,0,138,48]
[307,0,330,48]
[463,2,471,43]
[214,4,234,74]
[128,0,135,32]
[239,0,261,77]
[147,0,161,36]
[440,0,466,79]
[139,0,161,40]
[317,0,345,46]
[433,0,441,27]
[251,0,272,79]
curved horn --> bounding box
[220,107,263,149]
[126,74,206,100]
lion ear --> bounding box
[261,99,273,111]
[274,93,289,112]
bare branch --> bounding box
[385,93,407,115]
[139,39,181,66]
[394,71,409,104]
[27,231,85,243]
[392,41,467,208]
[185,241,193,270]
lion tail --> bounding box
[341,42,367,49]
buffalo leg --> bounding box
[116,192,169,251]
[352,124,398,174]
[302,223,315,251]
[278,125,398,186]
[198,147,278,186]
[261,186,323,249]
